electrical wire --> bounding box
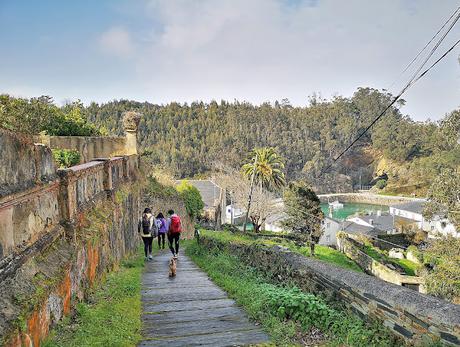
[388,6,460,90]
[318,9,460,177]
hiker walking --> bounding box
[156,212,167,249]
[167,209,182,258]
[138,208,158,261]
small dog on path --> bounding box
[168,257,177,277]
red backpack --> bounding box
[170,215,182,234]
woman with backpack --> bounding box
[156,212,167,249]
[167,209,182,259]
[138,208,158,261]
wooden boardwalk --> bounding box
[139,249,270,346]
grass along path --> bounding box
[200,230,363,273]
[185,240,399,347]
[43,250,144,347]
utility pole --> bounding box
[243,153,258,233]
[230,195,234,225]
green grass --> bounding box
[200,230,363,273]
[43,250,145,347]
[185,240,399,347]
[362,244,419,276]
[392,258,419,276]
[362,244,384,262]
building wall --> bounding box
[201,236,460,346]
[390,206,458,237]
[319,218,340,246]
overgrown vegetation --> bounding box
[186,239,398,346]
[176,180,204,218]
[282,180,324,255]
[43,251,144,347]
[52,149,81,168]
[420,237,460,304]
[361,243,419,276]
[0,95,104,136]
[200,230,362,273]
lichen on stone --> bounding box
[122,111,141,132]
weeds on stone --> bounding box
[42,249,144,347]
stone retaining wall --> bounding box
[318,193,420,206]
[199,235,460,346]
[337,236,425,292]
[0,124,142,346]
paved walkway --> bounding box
[139,249,270,347]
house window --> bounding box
[441,222,447,229]
[326,235,331,242]
[431,226,434,231]
[326,222,330,228]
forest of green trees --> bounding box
[1,88,458,193]
[83,87,459,193]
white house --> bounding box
[264,213,342,246]
[318,217,341,246]
[225,204,245,224]
[264,212,286,232]
[389,200,458,238]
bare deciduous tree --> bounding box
[213,167,279,232]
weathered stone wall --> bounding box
[1,185,141,347]
[0,128,142,346]
[0,129,56,198]
[318,193,420,206]
[36,135,127,164]
[337,236,425,292]
[199,235,460,346]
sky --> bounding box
[0,0,459,121]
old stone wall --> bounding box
[337,236,425,291]
[36,135,127,164]
[318,192,420,206]
[0,129,142,347]
[0,129,56,198]
[199,235,460,346]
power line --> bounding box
[318,8,460,177]
[388,6,460,90]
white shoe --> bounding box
[148,255,153,260]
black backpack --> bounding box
[142,214,151,234]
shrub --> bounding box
[375,179,387,189]
[423,237,460,303]
[52,149,81,168]
[176,180,204,219]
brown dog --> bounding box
[168,257,177,277]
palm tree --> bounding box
[242,147,286,191]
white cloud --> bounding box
[99,27,135,58]
[115,0,459,120]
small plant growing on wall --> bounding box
[52,149,81,168]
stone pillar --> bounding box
[122,111,141,155]
[93,158,113,192]
[57,168,77,223]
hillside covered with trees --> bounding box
[1,88,458,194]
[83,87,459,194]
